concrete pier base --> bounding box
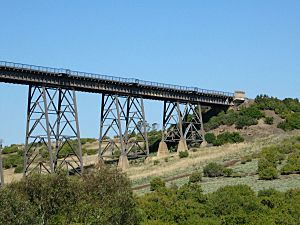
[118,155,130,170]
[144,156,152,164]
[157,141,169,157]
[95,157,106,170]
[177,139,188,152]
[201,141,208,147]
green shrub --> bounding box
[58,140,78,158]
[113,149,121,158]
[150,177,166,191]
[235,116,258,129]
[189,171,202,183]
[260,146,285,165]
[258,158,274,171]
[278,139,298,154]
[258,166,279,180]
[86,148,98,155]
[221,110,237,126]
[205,133,216,144]
[203,162,224,177]
[40,147,49,159]
[239,106,264,120]
[14,165,24,173]
[0,188,40,225]
[3,154,23,169]
[2,145,19,154]
[223,168,233,177]
[264,116,274,125]
[80,138,97,145]
[204,111,238,131]
[7,167,139,225]
[254,95,298,118]
[281,151,300,175]
[17,148,24,156]
[179,150,189,158]
[278,112,300,131]
[258,158,279,180]
[213,132,244,146]
[204,106,265,131]
[208,185,260,217]
[256,144,289,180]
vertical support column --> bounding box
[115,95,128,169]
[176,102,188,152]
[182,102,205,147]
[158,101,180,156]
[99,94,125,161]
[23,86,82,176]
[140,98,149,156]
[158,100,205,156]
[0,140,4,187]
[124,97,149,157]
[53,89,83,175]
[98,94,149,169]
[198,103,207,146]
[73,90,83,172]
[23,86,54,176]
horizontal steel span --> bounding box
[0,60,234,105]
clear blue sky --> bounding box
[0,1,300,145]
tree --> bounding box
[0,187,40,225]
[5,167,139,225]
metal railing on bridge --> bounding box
[0,60,234,98]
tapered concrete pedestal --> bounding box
[144,156,152,164]
[157,141,169,157]
[95,157,106,170]
[118,155,130,170]
[201,141,208,147]
[177,139,188,152]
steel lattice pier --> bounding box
[99,94,149,163]
[24,86,83,176]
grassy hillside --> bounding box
[130,130,300,195]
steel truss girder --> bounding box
[99,94,149,160]
[23,85,83,176]
[162,101,205,146]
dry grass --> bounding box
[3,130,300,188]
[3,168,22,184]
[129,131,300,187]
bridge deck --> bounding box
[0,61,233,106]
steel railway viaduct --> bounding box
[0,60,239,176]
